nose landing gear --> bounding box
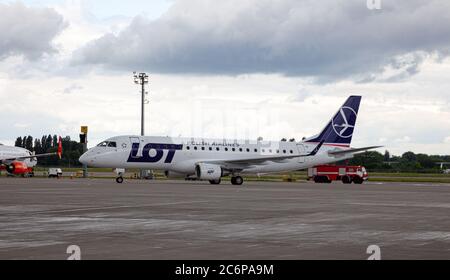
[114,168,125,184]
[116,176,124,184]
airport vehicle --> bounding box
[0,137,62,177]
[307,165,368,184]
[48,168,63,178]
[79,96,382,185]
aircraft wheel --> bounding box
[231,176,244,185]
[209,179,221,185]
[116,176,124,184]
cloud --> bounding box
[73,0,450,81]
[62,83,83,94]
[0,2,67,60]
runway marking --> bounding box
[33,200,211,214]
[348,202,450,209]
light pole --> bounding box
[80,126,88,178]
[133,72,149,136]
[133,72,149,179]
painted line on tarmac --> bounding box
[33,200,212,214]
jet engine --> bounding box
[6,161,29,175]
[195,163,223,180]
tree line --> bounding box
[346,150,450,173]
[15,135,84,167]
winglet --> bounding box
[57,136,63,159]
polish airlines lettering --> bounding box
[186,140,241,147]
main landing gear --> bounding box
[231,176,244,186]
[208,176,244,185]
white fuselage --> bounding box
[0,145,36,167]
[79,136,352,175]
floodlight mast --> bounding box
[133,72,150,180]
[133,72,149,136]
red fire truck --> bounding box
[307,165,368,184]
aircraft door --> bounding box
[129,137,143,158]
[296,144,306,163]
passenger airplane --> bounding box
[0,137,62,176]
[79,96,381,184]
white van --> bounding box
[48,168,63,178]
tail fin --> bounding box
[304,96,361,147]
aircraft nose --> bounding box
[79,152,90,165]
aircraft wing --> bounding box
[0,137,62,164]
[0,153,59,165]
[328,146,383,156]
[201,141,325,169]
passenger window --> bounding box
[290,150,294,154]
[187,146,190,150]
[254,149,258,153]
[216,147,220,151]
[232,148,235,152]
[209,147,212,151]
[201,147,205,151]
[225,148,228,152]
[239,148,243,152]
[283,150,286,154]
[194,146,198,150]
[246,148,250,152]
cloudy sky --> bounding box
[0,0,449,155]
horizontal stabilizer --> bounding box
[328,146,383,156]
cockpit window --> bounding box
[108,142,117,148]
[97,141,107,147]
[97,141,117,147]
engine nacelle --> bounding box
[6,161,29,175]
[195,163,223,180]
[164,170,188,179]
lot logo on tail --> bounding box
[331,106,357,138]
